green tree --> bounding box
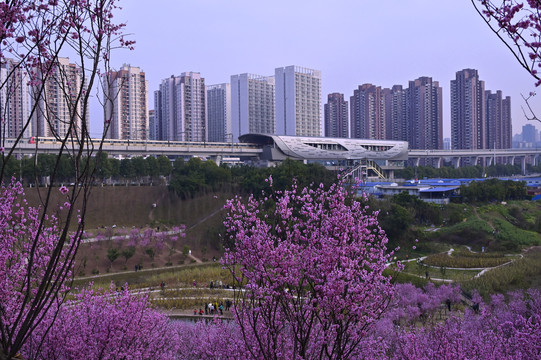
[57,155,75,182]
[37,154,56,178]
[146,156,159,181]
[378,203,414,243]
[131,157,149,182]
[121,247,136,264]
[107,248,120,266]
[157,156,172,177]
[145,247,155,260]
[94,152,112,181]
[109,158,121,180]
[0,156,20,182]
[119,158,135,179]
[182,245,190,257]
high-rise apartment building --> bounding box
[350,84,385,140]
[275,66,321,137]
[153,89,162,140]
[365,77,442,150]
[382,85,407,142]
[230,73,274,141]
[148,109,155,140]
[443,137,451,150]
[0,58,32,138]
[154,72,207,142]
[485,90,512,149]
[406,77,443,150]
[522,124,537,144]
[502,96,512,148]
[32,57,88,138]
[450,69,486,150]
[104,64,148,140]
[324,93,348,138]
[206,83,231,143]
[154,76,179,141]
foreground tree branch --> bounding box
[0,1,132,358]
[472,0,541,86]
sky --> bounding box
[90,0,541,139]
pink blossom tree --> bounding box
[385,288,541,359]
[0,181,75,359]
[472,0,541,119]
[222,177,397,359]
[473,0,541,87]
[23,284,179,360]
[175,284,541,359]
[0,1,131,358]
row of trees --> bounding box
[3,154,532,188]
[460,178,528,202]
[179,286,541,359]
[4,164,539,359]
[1,153,336,195]
[169,157,336,198]
[0,153,174,184]
[16,274,541,359]
[396,164,525,180]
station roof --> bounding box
[239,133,408,161]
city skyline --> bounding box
[92,1,541,140]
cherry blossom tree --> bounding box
[0,1,131,358]
[177,280,541,359]
[0,181,75,359]
[222,177,398,359]
[472,0,541,120]
[385,288,541,359]
[23,284,179,360]
[473,0,541,86]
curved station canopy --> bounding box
[239,133,409,162]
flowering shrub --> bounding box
[387,289,541,359]
[23,285,179,360]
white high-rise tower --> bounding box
[275,65,321,137]
[154,72,207,142]
[230,73,275,141]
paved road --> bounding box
[81,229,184,244]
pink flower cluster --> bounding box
[177,284,541,359]
[23,284,179,359]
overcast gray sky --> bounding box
[93,0,541,139]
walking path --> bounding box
[81,228,184,244]
[75,260,204,281]
[396,246,522,282]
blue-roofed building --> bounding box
[418,186,460,204]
